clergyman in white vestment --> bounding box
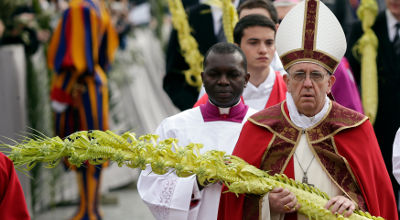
[137,42,256,220]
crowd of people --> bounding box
[1,0,400,219]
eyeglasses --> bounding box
[289,71,327,82]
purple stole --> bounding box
[199,101,249,123]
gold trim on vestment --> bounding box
[296,113,358,205]
[248,100,367,209]
[331,137,361,209]
[307,134,357,206]
[260,134,276,171]
[248,117,296,144]
[282,133,300,174]
[282,100,365,207]
[309,116,368,144]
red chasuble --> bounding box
[194,72,287,108]
[0,153,30,220]
[218,101,398,220]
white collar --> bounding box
[244,66,276,98]
[208,100,240,115]
[286,92,331,129]
[386,9,400,42]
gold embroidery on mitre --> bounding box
[280,0,339,73]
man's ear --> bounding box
[327,75,336,94]
[245,72,250,85]
[275,23,279,31]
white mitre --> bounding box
[275,0,346,73]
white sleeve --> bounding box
[393,127,400,185]
[137,166,201,220]
[137,119,202,220]
[154,119,172,141]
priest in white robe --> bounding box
[137,42,257,220]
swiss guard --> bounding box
[47,0,119,219]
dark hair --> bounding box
[203,42,247,72]
[233,14,276,45]
[237,0,278,24]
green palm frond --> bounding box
[2,130,384,220]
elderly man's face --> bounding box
[284,63,335,116]
[202,52,249,108]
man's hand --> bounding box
[268,187,300,213]
[324,195,355,217]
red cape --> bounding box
[194,71,287,108]
[0,153,30,220]
[218,102,398,220]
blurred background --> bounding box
[0,0,394,219]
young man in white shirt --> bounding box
[196,14,287,111]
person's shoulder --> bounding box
[329,101,368,130]
[248,102,284,127]
[156,107,203,139]
[351,10,385,30]
[0,152,13,177]
[244,107,258,121]
[184,3,211,20]
[275,70,285,77]
[332,101,366,119]
[0,152,11,165]
[274,71,286,83]
[252,102,283,117]
[187,3,211,14]
[376,10,388,23]
[246,107,258,116]
[160,107,202,125]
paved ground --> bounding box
[34,183,154,220]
